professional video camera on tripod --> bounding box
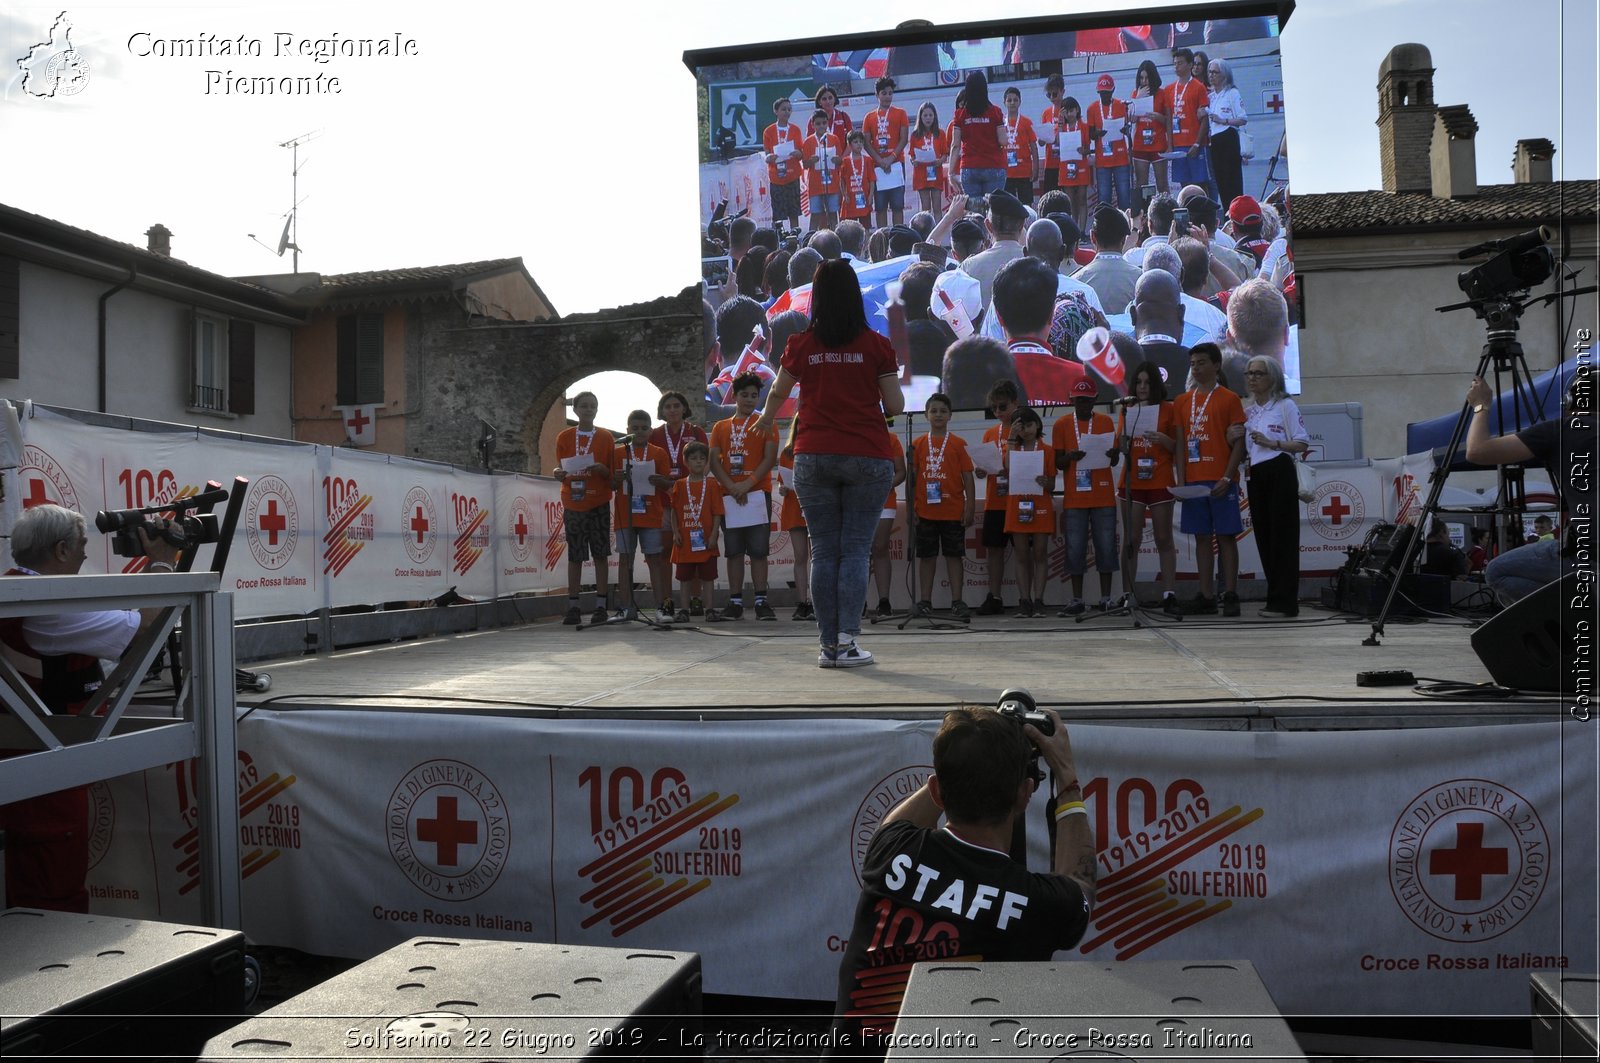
[1364,227,1595,648]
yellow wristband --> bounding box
[1054,800,1087,821]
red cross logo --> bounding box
[1321,495,1351,525]
[416,795,478,867]
[258,499,287,545]
[514,513,529,545]
[411,505,430,543]
[1266,92,1284,114]
[24,479,54,509]
[345,408,371,434]
[1429,822,1509,902]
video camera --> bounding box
[996,687,1053,786]
[95,483,230,559]
[1456,227,1554,305]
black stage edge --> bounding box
[0,907,247,1060]
[201,937,701,1061]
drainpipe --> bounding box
[97,265,136,413]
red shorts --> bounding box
[675,559,719,582]
[1120,487,1173,506]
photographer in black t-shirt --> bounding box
[825,706,1095,1058]
[1466,366,1595,605]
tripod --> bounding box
[1364,285,1593,645]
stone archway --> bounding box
[405,286,711,472]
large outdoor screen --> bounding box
[688,6,1298,411]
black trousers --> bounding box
[1247,453,1300,612]
[1210,126,1244,211]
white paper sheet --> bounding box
[560,455,593,475]
[968,441,1004,475]
[1076,433,1116,471]
[723,489,769,529]
[775,140,795,159]
[1009,449,1046,494]
[913,146,937,163]
[1128,96,1155,117]
[628,463,656,496]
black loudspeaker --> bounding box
[1471,572,1576,693]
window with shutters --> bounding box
[336,313,385,405]
[192,312,228,411]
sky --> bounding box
[3,0,1596,416]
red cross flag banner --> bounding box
[336,404,378,447]
[82,712,1595,1013]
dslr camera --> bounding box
[996,687,1054,785]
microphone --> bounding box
[1113,395,1141,407]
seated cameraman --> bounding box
[1465,368,1594,605]
[826,706,1095,1058]
[1,503,180,911]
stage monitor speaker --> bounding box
[1530,972,1598,1060]
[888,958,1304,1059]
[200,937,701,1061]
[1,908,246,1059]
[1471,572,1576,693]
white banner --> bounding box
[86,711,1596,1016]
[5,405,575,615]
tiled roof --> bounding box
[0,201,293,308]
[318,259,524,292]
[1293,180,1599,236]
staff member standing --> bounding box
[757,260,904,668]
[1236,356,1308,618]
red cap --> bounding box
[1228,194,1263,224]
[1096,73,1115,92]
[1071,377,1098,398]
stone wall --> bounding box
[404,285,707,471]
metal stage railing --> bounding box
[0,572,239,929]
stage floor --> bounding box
[238,603,1528,725]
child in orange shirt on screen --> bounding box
[839,131,877,223]
[1003,406,1056,618]
[911,392,975,619]
[670,441,725,623]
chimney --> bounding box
[1512,138,1555,184]
[145,223,172,257]
[1430,105,1478,199]
[1376,43,1436,194]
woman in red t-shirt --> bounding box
[756,261,905,667]
[946,71,1008,199]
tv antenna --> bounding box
[246,130,319,272]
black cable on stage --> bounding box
[238,690,1553,713]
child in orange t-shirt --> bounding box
[804,110,843,232]
[839,131,877,222]
[553,390,616,627]
[611,408,676,623]
[777,423,811,621]
[1055,98,1092,233]
[1053,377,1120,614]
[1003,407,1056,617]
[670,441,725,622]
[709,373,780,621]
[912,392,975,618]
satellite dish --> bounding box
[275,215,292,256]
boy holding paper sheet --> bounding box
[553,391,616,626]
[710,373,780,620]
[1054,377,1120,614]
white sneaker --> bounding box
[818,647,837,668]
[832,637,875,667]
[656,606,674,624]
